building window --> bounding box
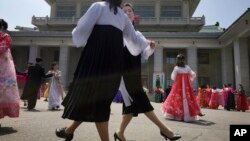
[57,6,76,17]
[166,52,178,64]
[198,52,209,64]
[161,6,182,17]
[54,50,59,62]
[134,5,155,18]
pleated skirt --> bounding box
[62,25,123,122]
[122,47,154,116]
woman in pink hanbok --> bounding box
[0,19,20,121]
[205,85,212,107]
[209,86,220,109]
[162,54,204,122]
[221,84,228,107]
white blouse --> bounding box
[72,2,148,56]
[171,65,196,81]
[123,31,155,59]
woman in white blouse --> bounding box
[114,3,181,141]
[56,0,155,141]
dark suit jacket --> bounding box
[21,64,52,99]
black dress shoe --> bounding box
[114,132,123,141]
[198,113,205,116]
[55,127,73,141]
[160,132,181,141]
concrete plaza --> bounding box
[0,99,250,141]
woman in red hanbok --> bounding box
[162,54,204,122]
[0,19,20,120]
[209,86,220,109]
[236,84,249,112]
[196,85,207,108]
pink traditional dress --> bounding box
[0,31,20,118]
[208,89,220,109]
[162,65,201,122]
[221,88,228,107]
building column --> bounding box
[221,46,234,85]
[182,0,189,18]
[76,2,82,18]
[233,39,250,94]
[29,44,40,63]
[155,0,160,24]
[187,47,198,89]
[59,45,69,88]
[50,2,56,18]
[154,47,163,72]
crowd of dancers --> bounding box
[196,84,249,112]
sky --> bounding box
[1,0,250,31]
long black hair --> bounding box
[102,0,122,14]
[0,19,8,30]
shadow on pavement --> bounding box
[187,119,216,126]
[0,127,18,136]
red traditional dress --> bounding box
[162,65,201,122]
[196,88,207,108]
[16,69,28,88]
[0,31,20,118]
[205,88,212,107]
[236,89,249,112]
[209,89,220,109]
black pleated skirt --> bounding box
[122,47,154,116]
[62,25,123,122]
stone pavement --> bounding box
[0,99,250,141]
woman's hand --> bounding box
[149,40,156,49]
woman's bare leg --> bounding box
[116,113,133,141]
[144,111,174,137]
[65,121,82,134]
[95,121,109,141]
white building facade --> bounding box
[11,0,250,94]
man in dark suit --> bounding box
[21,58,53,110]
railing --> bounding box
[139,17,157,24]
[32,16,205,26]
[32,16,79,25]
[159,17,205,25]
[139,16,205,25]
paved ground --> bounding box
[0,98,250,141]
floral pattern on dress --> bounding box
[0,31,19,118]
[162,66,200,122]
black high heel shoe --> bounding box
[198,113,205,116]
[160,132,181,141]
[114,132,123,141]
[55,127,74,141]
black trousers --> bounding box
[27,95,37,110]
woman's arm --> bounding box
[72,2,102,47]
